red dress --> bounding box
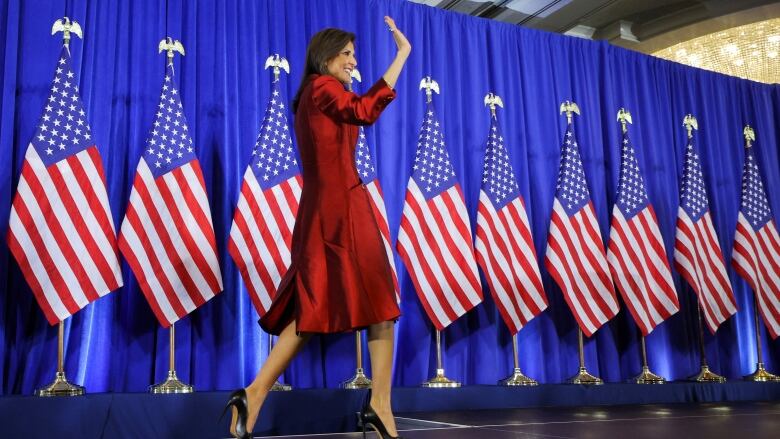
[259,74,401,335]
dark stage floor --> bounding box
[251,401,780,439]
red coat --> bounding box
[259,74,401,334]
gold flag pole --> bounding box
[340,67,372,390]
[416,77,458,388]
[689,302,726,382]
[680,115,725,383]
[150,322,193,393]
[483,92,537,386]
[615,108,665,385]
[36,18,87,398]
[260,54,295,392]
[740,125,778,382]
[499,334,538,386]
[568,328,603,384]
[743,292,778,381]
[341,330,372,389]
[35,321,85,396]
[269,333,292,391]
[634,336,665,384]
[422,329,460,388]
[148,38,192,394]
[558,101,602,385]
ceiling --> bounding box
[409,0,780,54]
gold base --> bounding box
[149,370,193,393]
[270,380,292,391]
[499,368,538,386]
[634,366,665,384]
[743,363,779,382]
[422,368,461,388]
[35,372,85,397]
[341,368,372,389]
[689,365,726,383]
[567,367,603,385]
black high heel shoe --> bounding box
[220,389,251,439]
[360,401,401,439]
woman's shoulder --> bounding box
[311,74,346,97]
[308,74,348,109]
[311,73,341,87]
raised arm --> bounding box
[312,75,396,125]
[381,16,411,89]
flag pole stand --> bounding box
[689,302,726,382]
[150,323,193,393]
[633,335,665,384]
[268,333,292,391]
[499,334,537,386]
[342,331,372,389]
[422,329,460,388]
[567,329,603,385]
[35,321,85,396]
[743,294,778,381]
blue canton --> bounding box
[144,64,196,178]
[740,147,773,230]
[412,104,457,199]
[33,47,94,167]
[555,125,591,215]
[250,80,298,189]
[615,130,650,218]
[481,116,520,210]
[679,136,709,221]
[355,127,377,182]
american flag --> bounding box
[354,126,400,300]
[7,47,122,324]
[397,103,483,330]
[606,128,679,336]
[674,133,736,333]
[732,142,780,338]
[118,63,223,328]
[474,115,547,334]
[7,47,123,325]
[544,123,619,337]
[228,79,302,315]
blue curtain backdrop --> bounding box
[1,0,779,395]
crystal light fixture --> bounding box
[652,18,780,84]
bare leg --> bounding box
[230,321,311,436]
[366,321,398,437]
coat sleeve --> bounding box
[311,75,396,125]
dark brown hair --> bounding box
[292,28,356,113]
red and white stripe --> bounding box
[607,206,679,335]
[397,180,483,330]
[475,191,547,334]
[365,180,401,302]
[674,208,736,333]
[118,158,223,327]
[732,213,780,338]
[545,199,619,336]
[228,171,302,315]
[8,145,123,324]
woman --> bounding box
[224,16,411,439]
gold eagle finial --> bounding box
[51,17,83,48]
[484,93,504,118]
[419,76,440,103]
[158,37,185,65]
[559,100,580,125]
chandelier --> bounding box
[652,18,780,84]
